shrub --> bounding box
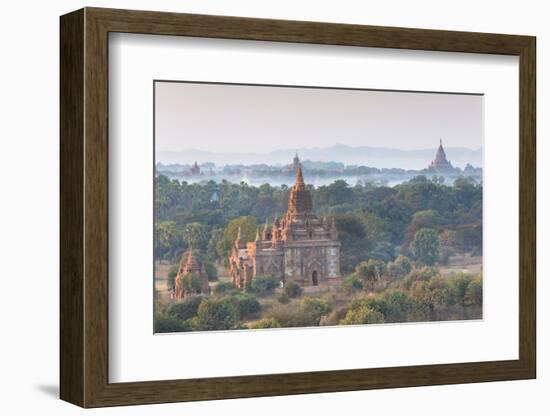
[355,259,386,289]
[166,295,205,321]
[399,266,439,290]
[177,273,203,295]
[204,262,218,281]
[300,297,332,323]
[283,281,303,298]
[378,291,424,322]
[228,292,261,320]
[249,317,282,329]
[369,242,395,262]
[194,298,237,331]
[277,292,291,304]
[154,314,191,333]
[167,265,178,291]
[213,281,238,296]
[320,306,350,326]
[411,276,454,319]
[340,306,384,325]
[465,275,482,306]
[248,274,280,296]
[265,303,299,327]
[391,255,413,277]
[342,275,364,293]
[449,273,475,307]
[267,303,321,328]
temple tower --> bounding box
[429,139,454,171]
[174,247,210,299]
[287,163,313,217]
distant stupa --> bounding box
[190,161,201,175]
[290,152,300,172]
[429,139,454,172]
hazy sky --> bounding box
[155,81,483,153]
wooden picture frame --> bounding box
[60,7,536,408]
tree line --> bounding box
[155,174,482,272]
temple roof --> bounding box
[183,247,202,272]
[430,139,453,170]
[434,140,448,163]
[287,163,313,215]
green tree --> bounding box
[178,273,203,295]
[227,293,261,320]
[355,259,386,289]
[378,291,424,322]
[411,276,453,319]
[218,216,258,261]
[342,275,364,293]
[340,306,384,325]
[166,296,205,321]
[283,281,303,298]
[154,314,191,333]
[388,255,412,278]
[465,275,483,306]
[300,297,332,323]
[167,265,178,291]
[248,274,280,296]
[154,220,182,261]
[207,227,225,261]
[194,298,237,331]
[249,317,282,329]
[411,228,439,265]
[360,212,386,243]
[332,213,372,273]
[405,210,443,246]
[213,281,238,296]
[277,292,291,304]
[203,262,218,281]
[449,273,474,307]
[182,222,209,250]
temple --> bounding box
[190,161,201,175]
[173,248,210,299]
[429,139,454,172]
[229,163,341,289]
[290,152,300,172]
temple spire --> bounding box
[295,163,305,185]
[288,162,313,215]
[183,246,201,272]
[234,226,244,249]
[429,138,453,171]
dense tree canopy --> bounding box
[155,174,482,271]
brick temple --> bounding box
[229,163,341,289]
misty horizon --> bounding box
[155,81,483,158]
[159,142,482,155]
[156,142,482,170]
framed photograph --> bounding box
[60,7,536,408]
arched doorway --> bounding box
[311,270,318,286]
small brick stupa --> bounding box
[173,247,210,300]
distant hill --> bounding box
[157,144,482,170]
